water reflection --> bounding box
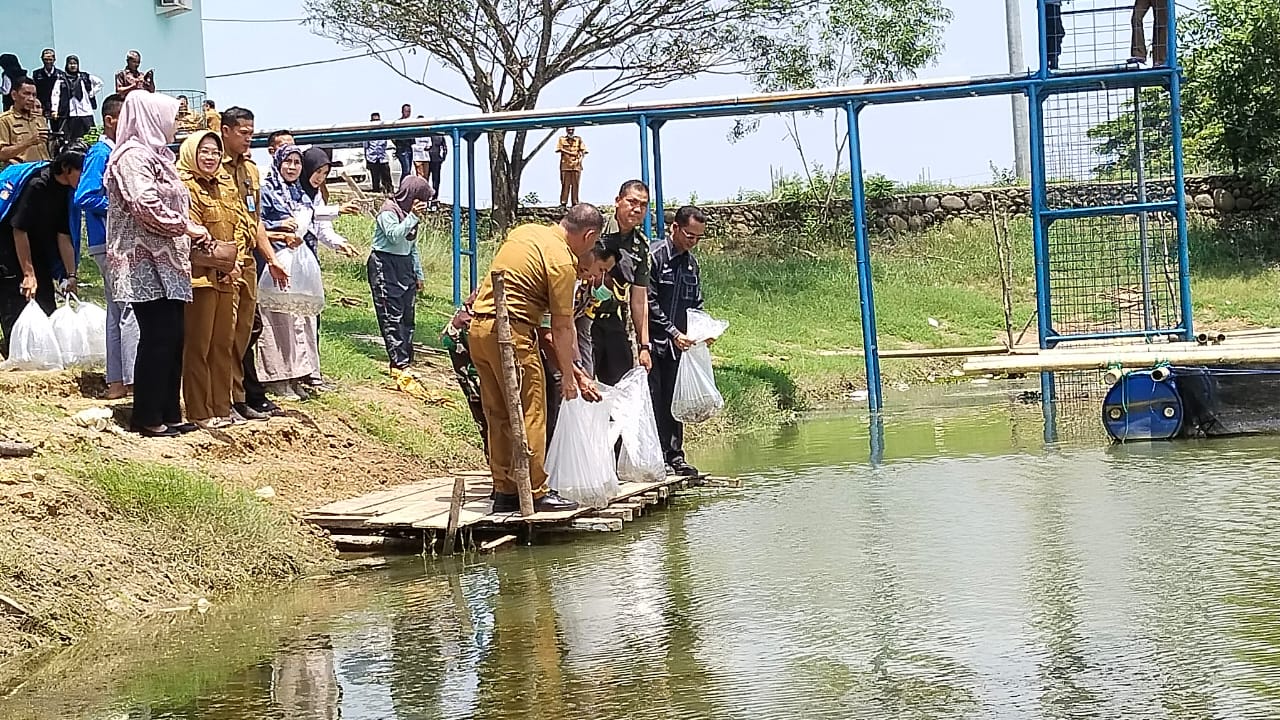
[7,391,1280,719]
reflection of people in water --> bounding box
[271,633,342,720]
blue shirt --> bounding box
[364,139,388,163]
[372,209,422,279]
[72,137,113,253]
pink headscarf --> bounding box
[106,91,181,184]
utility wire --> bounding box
[203,17,306,23]
[206,45,415,79]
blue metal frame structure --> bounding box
[267,0,1187,419]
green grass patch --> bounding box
[77,461,323,592]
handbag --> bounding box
[191,240,238,273]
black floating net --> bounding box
[1173,365,1280,437]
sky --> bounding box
[201,0,1071,206]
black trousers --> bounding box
[368,250,417,370]
[0,270,56,358]
[591,315,633,386]
[368,161,393,194]
[428,161,444,200]
[1047,3,1066,68]
[241,306,268,407]
[649,344,685,464]
[542,349,561,447]
[132,298,185,428]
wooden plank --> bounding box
[608,501,644,517]
[484,506,587,524]
[412,501,492,530]
[480,535,518,553]
[639,493,660,507]
[655,486,670,500]
[331,535,421,552]
[309,477,454,516]
[303,515,382,531]
[703,476,743,488]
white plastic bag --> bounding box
[2,300,62,370]
[258,246,325,316]
[50,295,106,367]
[671,309,729,424]
[610,368,666,483]
[547,395,618,509]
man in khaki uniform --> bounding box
[556,127,586,207]
[0,78,50,166]
[220,106,289,422]
[469,204,609,514]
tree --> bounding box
[729,0,952,212]
[1085,88,1173,180]
[1180,0,1280,177]
[305,0,813,230]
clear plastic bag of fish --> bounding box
[548,395,618,509]
[50,295,106,367]
[671,309,729,424]
[258,246,325,316]
[2,300,62,371]
[610,367,666,483]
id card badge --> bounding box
[245,194,256,213]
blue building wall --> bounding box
[0,0,205,103]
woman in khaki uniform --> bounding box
[177,129,240,429]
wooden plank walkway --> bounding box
[304,471,741,546]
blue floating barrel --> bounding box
[1101,370,1184,442]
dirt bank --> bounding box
[0,365,484,678]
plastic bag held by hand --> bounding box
[671,309,729,424]
[547,396,619,509]
[50,295,106,367]
[2,301,63,370]
[258,246,325,316]
[611,368,666,483]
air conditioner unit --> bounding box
[156,0,194,16]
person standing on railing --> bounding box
[1129,0,1168,67]
[364,112,393,194]
[556,127,586,207]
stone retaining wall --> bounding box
[459,175,1275,237]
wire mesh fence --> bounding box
[1048,1,1170,73]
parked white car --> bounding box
[326,147,367,185]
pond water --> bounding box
[6,384,1280,719]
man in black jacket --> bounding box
[0,146,84,356]
[646,205,709,477]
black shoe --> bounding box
[670,460,700,477]
[233,403,271,422]
[132,425,180,438]
[491,493,520,513]
[255,399,286,417]
[534,490,579,513]
[168,422,199,434]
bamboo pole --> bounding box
[442,474,466,554]
[964,346,1280,375]
[492,271,536,517]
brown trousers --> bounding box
[183,286,237,420]
[468,316,550,497]
[559,170,581,206]
[1131,0,1168,65]
[230,271,258,404]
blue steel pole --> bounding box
[451,128,462,306]
[1037,0,1049,78]
[1168,18,1193,340]
[1028,84,1056,413]
[651,120,665,240]
[466,134,479,293]
[844,101,882,413]
[638,115,652,238]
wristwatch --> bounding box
[639,342,651,353]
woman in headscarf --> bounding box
[369,175,434,392]
[297,146,356,392]
[51,55,102,145]
[177,130,238,429]
[104,91,210,438]
[255,145,357,400]
[0,54,26,112]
